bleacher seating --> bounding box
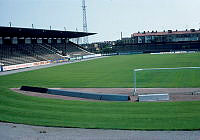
[0,41,92,66]
[51,41,92,57]
[0,44,64,66]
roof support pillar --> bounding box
[3,37,11,45]
[64,38,69,56]
[0,37,3,44]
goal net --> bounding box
[133,67,200,95]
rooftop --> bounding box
[132,29,200,37]
[0,26,96,38]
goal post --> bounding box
[133,67,200,95]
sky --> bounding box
[1,0,200,43]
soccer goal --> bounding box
[133,67,200,95]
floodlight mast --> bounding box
[82,0,89,44]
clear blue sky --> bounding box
[1,0,200,43]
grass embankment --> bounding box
[0,53,200,130]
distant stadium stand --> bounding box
[113,29,200,53]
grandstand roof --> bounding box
[0,26,96,38]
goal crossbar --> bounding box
[133,67,200,95]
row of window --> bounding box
[118,33,200,44]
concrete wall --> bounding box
[138,94,169,102]
[48,89,130,101]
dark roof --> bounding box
[0,26,96,38]
[132,29,200,37]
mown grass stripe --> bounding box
[0,53,200,130]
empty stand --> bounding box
[51,41,92,57]
[0,26,96,68]
[0,42,93,66]
[0,44,66,66]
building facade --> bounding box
[112,29,200,53]
[131,29,200,44]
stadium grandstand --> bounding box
[87,29,200,54]
[0,26,96,71]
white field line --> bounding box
[134,67,200,72]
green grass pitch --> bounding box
[0,53,200,130]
